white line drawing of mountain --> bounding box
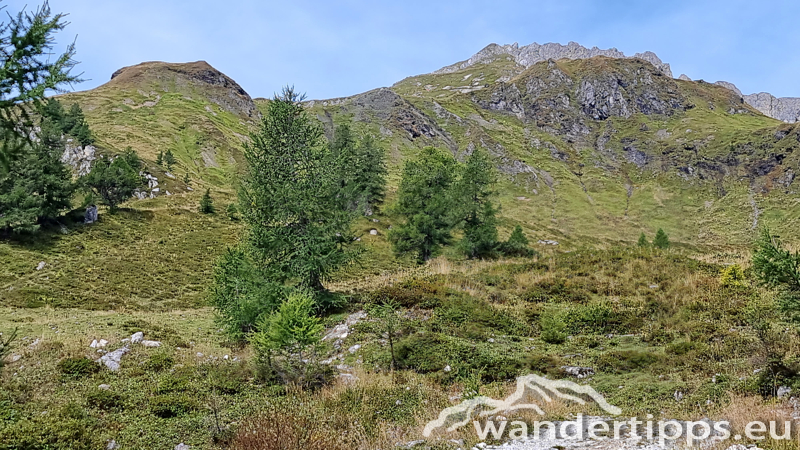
[423,374,622,437]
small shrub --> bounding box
[653,228,670,249]
[57,357,99,379]
[231,408,350,450]
[596,350,660,373]
[150,393,198,418]
[720,264,748,287]
[144,352,175,372]
[539,309,567,344]
[86,389,126,411]
[369,277,452,308]
[0,328,17,374]
[523,353,565,378]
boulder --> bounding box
[99,346,130,371]
[84,205,98,224]
[130,332,144,344]
[561,366,594,378]
[141,340,162,348]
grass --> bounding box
[3,242,800,449]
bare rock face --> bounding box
[743,92,800,123]
[435,41,673,77]
[714,80,743,97]
[61,143,96,176]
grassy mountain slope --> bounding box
[301,56,799,248]
[60,61,259,186]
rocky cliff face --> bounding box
[712,80,799,123]
[743,92,800,123]
[435,42,673,78]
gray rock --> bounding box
[714,80,743,97]
[175,444,190,450]
[348,344,361,354]
[99,346,130,371]
[369,229,378,235]
[744,92,800,123]
[323,324,349,341]
[98,384,111,390]
[678,74,691,81]
[537,239,559,246]
[130,332,144,344]
[141,340,161,348]
[778,386,792,398]
[561,366,595,378]
[435,41,673,77]
[36,261,46,271]
[106,439,119,450]
[84,205,98,224]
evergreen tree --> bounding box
[84,149,143,212]
[239,86,358,293]
[183,172,190,185]
[752,228,800,322]
[498,225,536,257]
[389,146,458,262]
[653,228,670,249]
[0,2,81,170]
[163,149,176,171]
[455,148,499,258]
[0,117,74,232]
[353,134,386,215]
[210,247,284,341]
[63,103,93,146]
[155,150,163,166]
[199,188,215,214]
[329,123,387,215]
[637,232,649,247]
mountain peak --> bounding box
[434,41,673,78]
[105,60,258,118]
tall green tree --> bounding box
[239,86,358,293]
[329,123,387,215]
[455,148,499,258]
[498,225,536,257]
[199,188,214,214]
[0,116,74,232]
[84,149,143,212]
[653,228,670,249]
[637,232,649,247]
[389,146,458,262]
[0,2,81,170]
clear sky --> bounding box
[8,0,799,100]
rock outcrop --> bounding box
[743,92,800,123]
[435,41,673,77]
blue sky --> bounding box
[9,0,800,99]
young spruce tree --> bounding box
[239,86,358,293]
[455,148,499,258]
[389,146,458,262]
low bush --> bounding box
[57,357,99,379]
[539,309,567,344]
[596,350,661,373]
[149,393,198,418]
[85,389,126,411]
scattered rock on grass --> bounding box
[561,366,594,378]
[99,346,130,372]
[130,332,144,344]
[141,340,161,348]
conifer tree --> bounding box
[200,188,214,214]
[84,149,143,212]
[653,228,670,249]
[0,3,81,170]
[637,232,649,247]
[0,117,74,232]
[389,147,458,262]
[163,149,176,171]
[239,86,358,293]
[498,225,536,257]
[455,148,499,258]
[156,150,163,166]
